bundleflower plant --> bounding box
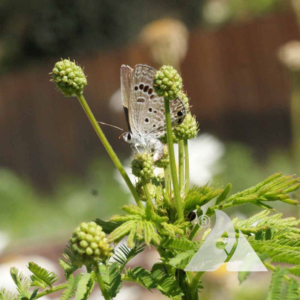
[2,59,300,300]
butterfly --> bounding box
[121,64,187,161]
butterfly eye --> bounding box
[127,133,132,140]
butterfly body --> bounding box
[121,64,186,161]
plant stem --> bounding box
[76,93,143,209]
[36,283,67,299]
[190,272,204,295]
[164,165,171,198]
[264,262,300,292]
[164,98,184,220]
[184,139,190,193]
[141,177,152,205]
[95,264,110,300]
[179,140,185,192]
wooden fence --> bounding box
[0,9,299,189]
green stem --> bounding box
[164,98,184,220]
[141,177,152,204]
[184,139,190,193]
[95,264,110,300]
[179,140,185,192]
[36,283,67,299]
[76,93,143,209]
[190,272,204,295]
[164,165,171,198]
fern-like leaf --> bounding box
[94,219,119,233]
[0,289,17,300]
[60,274,80,300]
[113,243,145,271]
[151,269,184,299]
[267,267,289,300]
[124,267,154,290]
[10,268,31,294]
[285,279,300,300]
[100,263,122,299]
[168,251,196,270]
[28,262,58,289]
[75,273,95,300]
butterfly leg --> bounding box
[148,138,164,161]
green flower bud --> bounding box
[155,145,169,168]
[68,221,113,267]
[131,153,154,179]
[177,90,189,108]
[86,247,93,255]
[153,65,182,101]
[80,240,89,249]
[173,113,199,140]
[51,59,87,97]
[136,180,158,202]
[159,131,178,144]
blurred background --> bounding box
[1,0,300,299]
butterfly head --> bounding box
[122,132,133,144]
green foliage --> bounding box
[0,289,16,300]
[99,263,122,299]
[94,219,119,234]
[285,279,300,300]
[184,185,224,213]
[75,273,95,300]
[113,243,145,271]
[10,268,31,294]
[151,268,184,300]
[267,267,288,300]
[60,275,80,300]
[28,262,58,289]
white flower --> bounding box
[203,0,231,25]
[109,89,123,113]
[181,134,224,186]
[278,40,300,71]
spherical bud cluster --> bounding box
[70,221,112,267]
[131,153,154,179]
[51,59,87,97]
[155,145,169,168]
[153,65,182,101]
[136,180,160,202]
[177,90,189,108]
[173,113,198,140]
[159,131,178,144]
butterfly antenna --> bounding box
[97,122,124,131]
[119,132,127,139]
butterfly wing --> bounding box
[121,65,133,132]
[130,64,186,139]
